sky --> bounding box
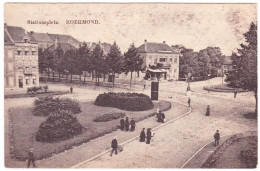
[4,3,257,56]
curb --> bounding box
[71,102,192,168]
[180,131,257,168]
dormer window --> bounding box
[24,39,28,43]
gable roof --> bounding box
[87,42,112,54]
[5,25,27,42]
[46,42,76,53]
[30,32,53,42]
[4,30,14,44]
[223,56,232,65]
[47,33,80,44]
[138,42,178,54]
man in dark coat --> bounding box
[214,130,220,146]
[188,98,191,107]
[206,105,210,116]
[125,117,130,131]
[70,86,73,94]
[146,128,154,144]
[140,128,146,142]
[27,148,36,168]
[110,138,118,156]
[130,118,136,131]
[161,112,165,123]
[120,118,125,131]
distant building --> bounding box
[86,42,112,55]
[138,40,180,80]
[4,23,39,88]
[30,32,81,51]
[222,56,233,73]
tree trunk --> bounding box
[79,75,81,84]
[52,72,55,82]
[58,73,60,82]
[113,72,115,87]
[98,72,100,86]
[130,71,132,90]
[71,74,73,83]
[84,75,86,84]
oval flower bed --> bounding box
[94,92,154,111]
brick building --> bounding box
[4,23,39,89]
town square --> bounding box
[4,3,257,168]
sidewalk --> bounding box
[31,101,189,168]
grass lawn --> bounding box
[5,91,68,98]
[9,100,171,160]
[203,84,247,93]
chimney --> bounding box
[55,36,58,49]
[144,39,147,52]
[163,41,166,44]
[4,23,7,29]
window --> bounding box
[159,58,167,62]
[32,51,35,55]
[18,51,21,55]
[174,58,177,63]
[25,51,29,55]
[154,58,157,64]
[26,78,30,85]
[25,39,28,43]
[169,58,173,63]
[32,67,36,72]
[18,67,23,72]
[26,67,29,71]
[33,78,37,84]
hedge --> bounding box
[35,110,83,143]
[93,113,125,122]
[94,92,154,111]
[33,96,81,116]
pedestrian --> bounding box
[161,112,166,123]
[120,118,125,131]
[110,138,118,156]
[125,117,129,131]
[143,84,146,91]
[140,128,146,142]
[70,86,73,94]
[214,130,220,146]
[130,118,136,131]
[27,148,36,168]
[234,89,238,98]
[188,97,191,107]
[206,105,210,116]
[146,128,154,144]
[157,111,163,123]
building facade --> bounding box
[4,23,39,89]
[138,40,180,80]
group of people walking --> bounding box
[139,128,154,144]
[120,117,135,132]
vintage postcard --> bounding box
[4,3,257,168]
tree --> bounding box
[226,22,257,114]
[91,43,106,86]
[77,42,91,83]
[122,43,144,89]
[42,49,54,80]
[106,42,123,87]
[53,45,64,81]
[63,49,77,82]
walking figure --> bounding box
[206,105,210,116]
[125,117,129,131]
[188,98,191,107]
[234,89,238,98]
[156,107,160,118]
[143,84,146,91]
[110,138,118,156]
[130,118,136,131]
[70,86,73,94]
[140,128,146,142]
[146,128,154,144]
[27,148,36,168]
[214,130,220,146]
[120,118,125,131]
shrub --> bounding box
[27,86,43,94]
[33,96,81,116]
[93,113,125,122]
[94,92,153,111]
[240,137,257,168]
[35,110,83,143]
